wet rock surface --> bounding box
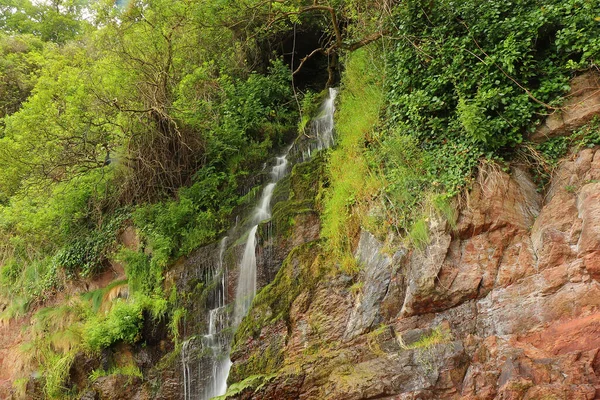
[226,146,600,400]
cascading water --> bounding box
[301,87,338,160]
[199,236,230,400]
[232,153,288,327]
[182,237,230,400]
[184,88,337,400]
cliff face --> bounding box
[226,145,600,399]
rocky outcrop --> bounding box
[225,146,600,400]
[531,72,600,142]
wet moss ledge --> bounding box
[229,240,326,380]
[269,153,326,239]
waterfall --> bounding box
[314,87,338,150]
[198,236,231,400]
[232,150,288,327]
[182,237,230,400]
[301,87,338,160]
[185,88,337,400]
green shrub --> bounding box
[83,295,167,352]
[54,211,129,278]
[386,0,600,196]
[83,299,144,352]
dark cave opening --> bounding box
[278,28,337,90]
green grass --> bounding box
[89,364,143,383]
[407,218,430,250]
[321,47,384,271]
[398,326,452,350]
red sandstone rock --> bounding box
[227,147,600,400]
[531,72,600,142]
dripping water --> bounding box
[182,237,230,400]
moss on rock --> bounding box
[234,240,324,343]
[269,154,325,240]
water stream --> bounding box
[301,87,338,160]
[182,88,337,400]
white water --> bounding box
[233,225,258,326]
[232,148,288,326]
[315,87,338,150]
[301,87,338,160]
[182,237,230,400]
[182,339,192,400]
[271,155,289,181]
[198,304,230,399]
[186,88,337,399]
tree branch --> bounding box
[345,30,387,52]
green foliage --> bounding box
[373,133,429,232]
[83,295,167,353]
[0,0,299,326]
[321,47,384,267]
[298,90,327,132]
[216,60,295,149]
[0,257,57,319]
[169,307,186,345]
[537,117,600,166]
[531,117,600,187]
[16,293,166,397]
[0,0,90,43]
[0,34,44,118]
[536,136,571,168]
[55,212,128,278]
[89,364,143,383]
[386,0,599,196]
[18,299,90,398]
[215,374,277,400]
[43,350,78,399]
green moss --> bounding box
[271,174,291,205]
[289,154,326,202]
[89,364,143,383]
[233,241,326,354]
[228,337,285,383]
[329,363,377,394]
[271,199,315,238]
[269,154,326,239]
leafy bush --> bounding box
[83,295,167,353]
[54,211,129,278]
[386,0,600,196]
[83,299,144,352]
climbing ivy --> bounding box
[385,0,600,197]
